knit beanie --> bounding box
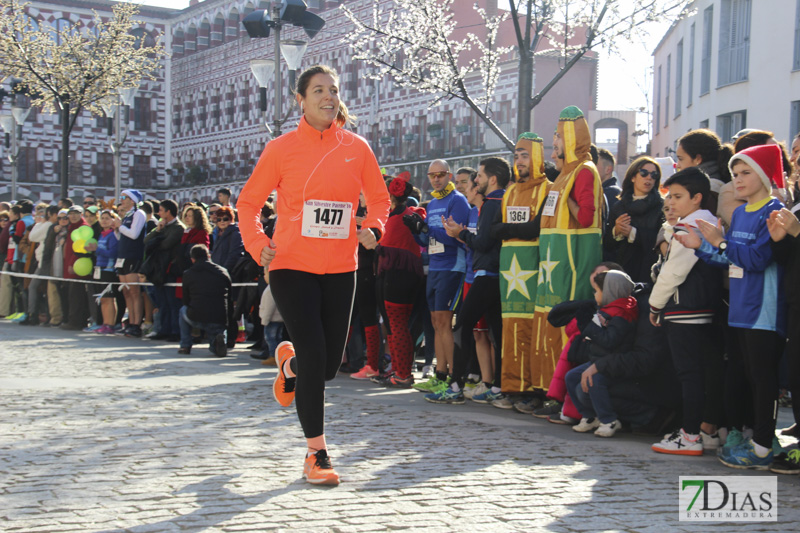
[121,189,144,205]
[728,144,785,191]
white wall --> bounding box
[652,0,800,155]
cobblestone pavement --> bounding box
[1,321,799,532]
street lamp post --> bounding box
[0,98,30,202]
[243,0,325,139]
[102,84,138,202]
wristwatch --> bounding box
[718,240,728,252]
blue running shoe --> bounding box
[472,389,504,404]
[718,440,773,470]
[424,387,465,405]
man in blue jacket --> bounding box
[404,159,470,393]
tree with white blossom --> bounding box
[0,0,164,198]
[342,0,687,152]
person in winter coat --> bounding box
[87,210,120,334]
[179,205,212,274]
[61,206,92,330]
[368,172,425,387]
[649,167,725,457]
[143,200,186,341]
[25,205,58,325]
[430,157,509,404]
[210,206,243,273]
[767,206,800,472]
[564,270,639,437]
[682,144,788,470]
[603,157,665,283]
[178,244,231,357]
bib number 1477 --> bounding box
[302,200,353,239]
[313,207,343,226]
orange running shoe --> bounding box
[273,341,296,407]
[303,449,340,485]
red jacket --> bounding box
[376,205,425,276]
[600,296,639,323]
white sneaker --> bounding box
[421,365,434,379]
[573,417,601,433]
[652,428,703,456]
[492,396,514,409]
[464,382,487,400]
[594,420,620,437]
[700,430,720,451]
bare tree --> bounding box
[0,0,164,198]
[342,0,687,152]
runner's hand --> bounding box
[260,239,277,267]
[357,228,378,250]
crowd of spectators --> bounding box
[0,187,270,357]
[2,125,800,476]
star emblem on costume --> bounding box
[538,246,560,292]
[501,254,537,299]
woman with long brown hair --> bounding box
[238,65,390,485]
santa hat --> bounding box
[729,144,785,191]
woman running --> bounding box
[238,65,390,485]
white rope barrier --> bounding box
[0,270,259,287]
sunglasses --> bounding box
[83,202,93,205]
[427,171,448,179]
[637,168,660,180]
[219,217,232,222]
[58,216,68,220]
[0,218,8,222]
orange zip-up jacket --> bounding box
[237,117,390,275]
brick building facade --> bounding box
[0,0,598,203]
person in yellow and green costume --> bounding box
[530,106,604,419]
[490,133,551,398]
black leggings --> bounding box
[737,327,785,449]
[786,304,800,426]
[664,321,724,434]
[452,275,502,388]
[269,269,356,439]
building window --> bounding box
[718,0,751,86]
[198,91,207,128]
[655,65,661,135]
[716,110,746,143]
[700,6,713,95]
[18,146,38,183]
[699,119,709,129]
[688,23,695,106]
[134,97,151,131]
[95,152,114,186]
[133,155,152,187]
[665,54,671,127]
[794,0,800,70]
[675,40,683,117]
[791,101,800,138]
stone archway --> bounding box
[593,117,629,163]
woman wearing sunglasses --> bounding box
[603,156,665,283]
[209,206,243,274]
